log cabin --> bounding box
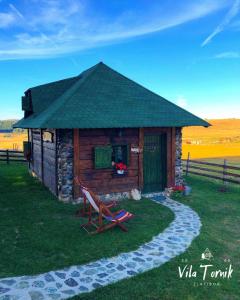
[14,62,209,202]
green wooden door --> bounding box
[143,134,167,193]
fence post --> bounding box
[186,152,190,176]
[6,149,9,164]
[223,159,227,187]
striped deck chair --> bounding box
[76,180,134,234]
[74,177,117,217]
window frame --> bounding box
[112,144,130,166]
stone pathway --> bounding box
[0,195,201,300]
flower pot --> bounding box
[117,170,124,175]
[184,185,192,196]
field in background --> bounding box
[183,119,240,143]
[182,119,240,165]
[0,132,27,151]
[182,144,240,164]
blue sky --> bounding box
[0,0,240,120]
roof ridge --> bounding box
[33,63,100,127]
[100,63,210,127]
[28,75,78,92]
[28,62,103,92]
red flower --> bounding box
[173,185,185,191]
[115,162,127,170]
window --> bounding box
[112,145,129,165]
[94,144,129,169]
[42,131,54,143]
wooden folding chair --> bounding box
[75,180,134,234]
[74,176,117,217]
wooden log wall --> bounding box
[30,126,176,199]
[30,129,57,195]
[42,129,57,195]
[74,127,176,198]
[31,129,42,178]
[74,128,139,197]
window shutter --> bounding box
[94,146,112,169]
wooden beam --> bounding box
[55,129,58,196]
[27,129,30,169]
[30,129,34,169]
[73,129,80,199]
[138,128,144,190]
[40,129,44,183]
[166,128,171,187]
[171,127,176,186]
[143,127,168,134]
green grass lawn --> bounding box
[72,175,240,300]
[0,163,173,278]
[1,163,240,300]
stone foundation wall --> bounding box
[57,129,74,202]
[75,191,131,204]
[175,127,183,186]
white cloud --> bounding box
[0,12,16,28]
[9,3,24,20]
[215,51,240,58]
[176,96,188,109]
[28,0,82,29]
[0,0,231,60]
[201,0,240,46]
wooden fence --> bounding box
[0,149,26,163]
[183,153,240,185]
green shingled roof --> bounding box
[14,62,210,129]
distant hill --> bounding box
[183,119,240,144]
[0,119,25,133]
[0,119,18,130]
